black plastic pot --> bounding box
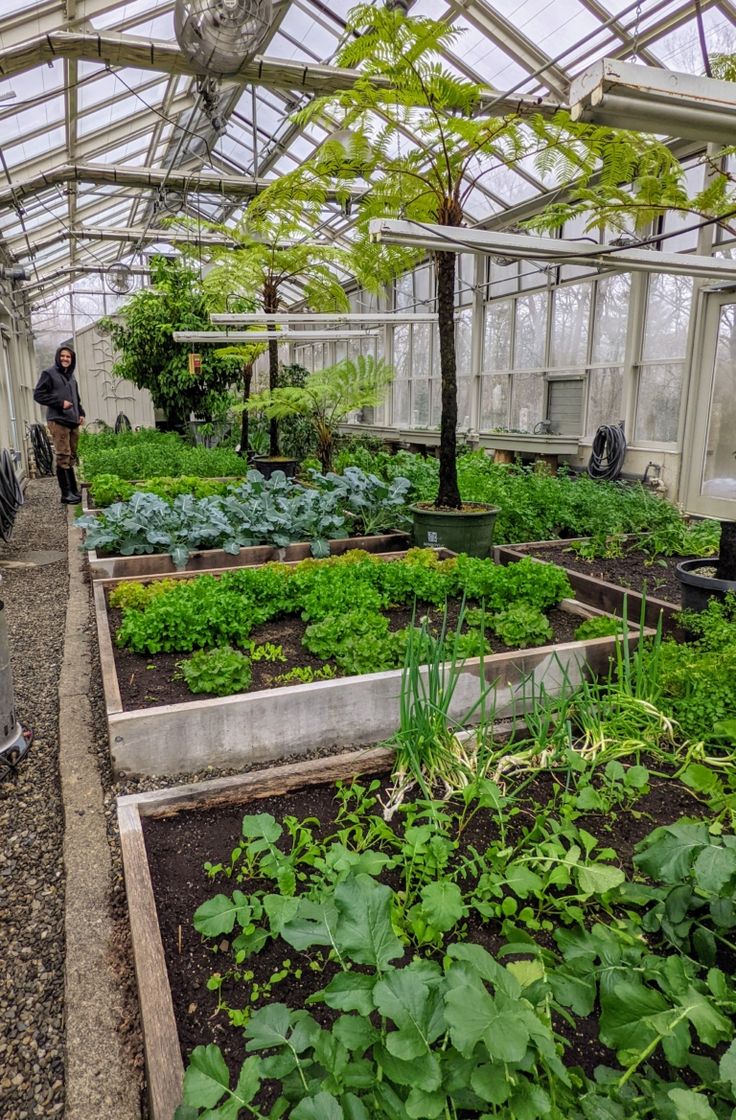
[252,456,298,480]
[410,503,498,558]
[675,558,736,612]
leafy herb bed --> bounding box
[111,601,581,710]
[142,765,715,1119]
[106,550,578,707]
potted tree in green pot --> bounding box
[245,353,394,473]
[178,183,351,479]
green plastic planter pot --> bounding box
[676,558,736,612]
[252,456,298,480]
[410,502,499,557]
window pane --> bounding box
[457,377,473,430]
[592,275,630,364]
[702,303,736,499]
[586,367,623,438]
[634,363,684,442]
[551,284,591,368]
[480,375,510,430]
[412,380,431,428]
[642,275,693,361]
[510,372,545,432]
[413,324,431,377]
[514,293,547,370]
[483,301,512,370]
[393,381,410,425]
[393,325,410,378]
[456,309,472,377]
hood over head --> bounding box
[55,345,76,375]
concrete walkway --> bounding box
[60,511,141,1120]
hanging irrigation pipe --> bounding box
[0,449,24,543]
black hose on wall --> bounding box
[0,449,24,542]
[29,423,53,476]
[588,424,627,482]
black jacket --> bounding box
[33,347,86,428]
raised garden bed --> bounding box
[495,538,684,629]
[85,530,411,580]
[120,747,718,1120]
[96,549,647,776]
[118,748,392,1120]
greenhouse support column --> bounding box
[620,271,648,442]
[436,248,461,509]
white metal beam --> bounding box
[210,313,439,324]
[173,330,380,342]
[0,29,560,118]
[368,218,736,280]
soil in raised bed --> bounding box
[111,600,582,710]
[510,543,693,606]
[142,766,698,1090]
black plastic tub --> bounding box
[675,558,736,612]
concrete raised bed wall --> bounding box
[494,540,679,632]
[95,567,643,776]
[85,531,411,579]
[118,749,394,1120]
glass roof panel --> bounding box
[649,7,735,72]
[489,0,602,59]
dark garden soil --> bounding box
[111,600,581,711]
[508,543,692,606]
[142,767,699,1088]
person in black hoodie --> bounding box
[33,345,86,505]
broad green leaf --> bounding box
[334,874,404,970]
[679,986,732,1047]
[343,1094,371,1120]
[193,891,250,937]
[241,812,282,842]
[405,1086,447,1118]
[291,1091,345,1120]
[419,881,466,932]
[313,971,376,1016]
[470,1063,512,1105]
[446,942,521,998]
[506,959,545,990]
[634,822,709,884]
[373,969,445,1060]
[375,1046,442,1091]
[244,1004,318,1055]
[668,1088,718,1120]
[263,894,300,935]
[575,862,625,897]
[548,962,596,1016]
[281,897,340,952]
[503,863,544,898]
[445,983,529,1062]
[693,844,736,893]
[182,1045,230,1109]
[719,1039,736,1094]
[598,981,670,1060]
[332,1015,378,1053]
[509,1081,552,1120]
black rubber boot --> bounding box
[57,466,80,505]
[66,467,82,503]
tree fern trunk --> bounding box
[436,250,461,509]
[264,281,280,457]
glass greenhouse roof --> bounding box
[0,0,734,313]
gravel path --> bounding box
[0,480,68,1119]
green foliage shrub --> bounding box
[79,429,248,482]
[574,616,625,641]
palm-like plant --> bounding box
[212,342,266,456]
[285,6,723,509]
[178,181,351,456]
[246,354,393,472]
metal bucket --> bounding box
[0,575,29,770]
